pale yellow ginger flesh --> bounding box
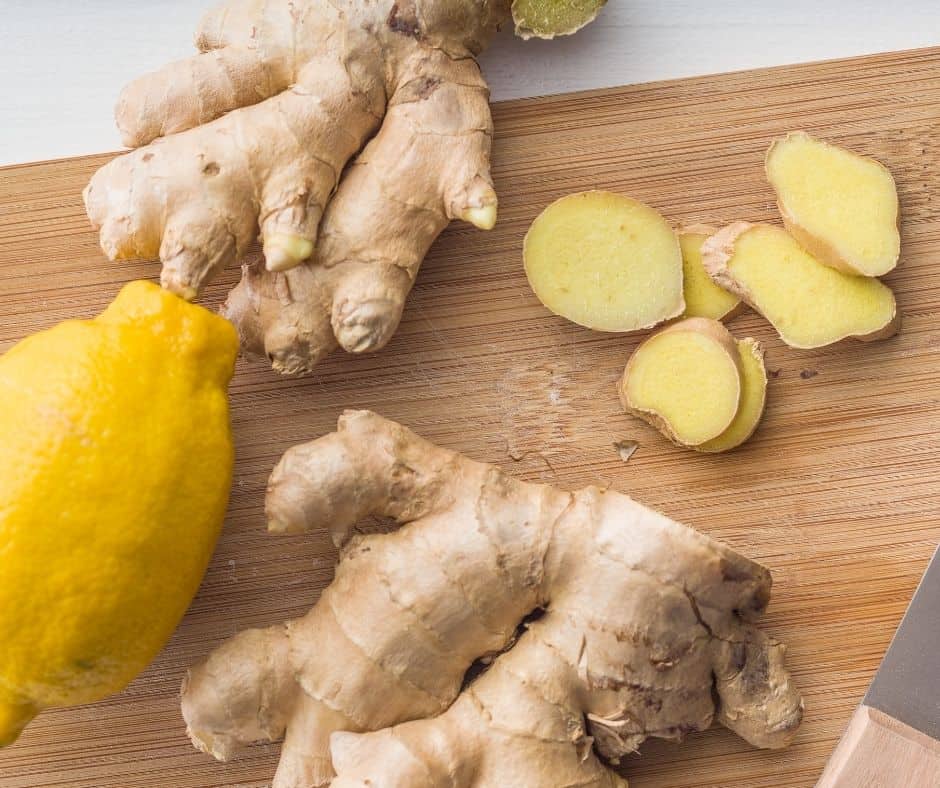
[512,0,607,38]
[180,411,802,788]
[766,132,900,277]
[83,0,595,375]
[524,191,684,332]
[703,223,899,349]
[619,318,742,447]
[679,226,742,321]
[698,339,768,454]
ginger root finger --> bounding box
[85,54,382,297]
[619,318,744,447]
[703,222,899,349]
[711,633,805,749]
[181,626,295,762]
[115,46,281,148]
[320,51,496,353]
[115,0,367,146]
[223,53,496,371]
[523,191,684,332]
[679,224,743,321]
[265,410,458,543]
[182,411,801,786]
[766,131,900,277]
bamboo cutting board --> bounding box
[1,47,940,788]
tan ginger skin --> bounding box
[83,1,602,374]
[181,411,803,788]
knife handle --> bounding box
[817,704,940,787]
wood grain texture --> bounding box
[816,706,940,788]
[1,47,939,788]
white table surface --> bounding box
[3,1,938,166]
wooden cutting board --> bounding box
[1,46,939,788]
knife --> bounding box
[817,544,940,787]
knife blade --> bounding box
[817,544,940,787]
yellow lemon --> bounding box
[0,281,238,745]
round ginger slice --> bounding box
[679,224,742,321]
[703,222,899,349]
[619,318,742,447]
[697,338,767,453]
[523,191,684,332]
[766,131,900,277]
[511,0,608,39]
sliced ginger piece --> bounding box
[703,223,899,349]
[679,225,742,321]
[619,318,742,447]
[766,131,900,276]
[524,191,684,332]
[698,339,767,453]
[512,0,607,39]
[620,319,766,452]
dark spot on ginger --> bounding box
[719,557,753,583]
[394,76,442,104]
[740,643,770,693]
[729,642,747,673]
[387,2,420,37]
[643,695,663,712]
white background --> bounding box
[2,1,938,166]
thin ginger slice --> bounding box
[619,318,742,447]
[698,339,767,453]
[679,225,742,321]
[766,132,900,277]
[703,223,899,349]
[523,191,684,332]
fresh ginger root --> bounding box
[180,410,802,787]
[766,132,900,277]
[679,225,742,321]
[619,318,751,448]
[523,191,684,331]
[703,223,899,349]
[83,1,602,374]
